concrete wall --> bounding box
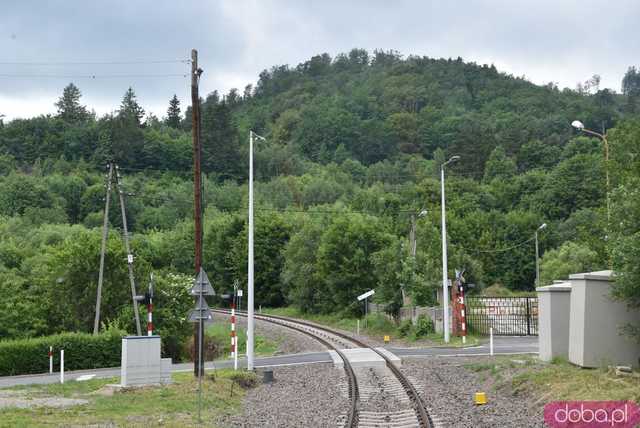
[568,271,640,368]
[536,282,572,362]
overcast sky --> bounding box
[1,0,638,121]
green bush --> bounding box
[414,315,434,337]
[398,319,413,337]
[364,313,396,335]
[0,328,125,376]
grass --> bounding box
[207,323,277,357]
[0,369,256,427]
[464,355,640,402]
[263,306,477,346]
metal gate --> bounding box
[465,296,538,336]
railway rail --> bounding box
[212,309,434,428]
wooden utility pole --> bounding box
[191,49,204,377]
[114,165,142,336]
[94,163,114,335]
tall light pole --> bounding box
[441,155,459,343]
[535,223,547,287]
[571,120,610,223]
[247,130,265,371]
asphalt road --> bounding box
[0,336,537,388]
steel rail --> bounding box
[216,309,433,428]
[212,309,359,427]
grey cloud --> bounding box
[1,0,639,120]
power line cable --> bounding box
[0,73,188,79]
[0,59,190,65]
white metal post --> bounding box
[535,230,540,288]
[441,165,450,343]
[60,350,64,384]
[490,328,494,356]
[247,131,255,371]
[49,346,53,374]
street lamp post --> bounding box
[441,155,460,344]
[535,223,547,287]
[571,120,610,223]
[247,130,265,371]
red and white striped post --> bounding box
[458,282,467,344]
[147,295,153,336]
[48,346,53,374]
[230,302,237,370]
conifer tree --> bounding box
[118,87,145,125]
[55,83,89,123]
[165,95,181,128]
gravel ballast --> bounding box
[401,356,544,428]
[217,363,348,427]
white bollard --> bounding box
[357,319,360,336]
[60,350,64,384]
[49,346,53,374]
[489,328,494,356]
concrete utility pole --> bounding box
[247,130,265,371]
[535,223,547,287]
[247,130,255,371]
[191,48,204,377]
[114,166,142,336]
[93,163,114,335]
[441,156,460,344]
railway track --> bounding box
[213,309,434,428]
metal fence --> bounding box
[466,296,538,336]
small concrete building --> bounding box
[567,270,640,368]
[121,336,172,387]
[537,270,640,368]
[536,281,572,362]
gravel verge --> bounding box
[0,390,88,409]
[216,363,348,427]
[212,312,326,355]
[401,356,544,427]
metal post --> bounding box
[197,297,203,423]
[60,350,64,384]
[364,297,368,329]
[525,297,531,336]
[441,165,450,343]
[147,274,154,336]
[489,328,494,356]
[49,346,53,374]
[535,231,540,288]
[231,301,237,370]
[94,163,114,335]
[247,130,255,371]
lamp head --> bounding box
[418,209,428,218]
[443,155,461,167]
[571,120,584,130]
[538,223,547,231]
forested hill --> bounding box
[227,50,619,176]
[1,49,639,345]
[0,49,623,177]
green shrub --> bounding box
[398,319,413,337]
[364,313,396,335]
[414,315,434,337]
[0,328,125,376]
[228,371,259,389]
